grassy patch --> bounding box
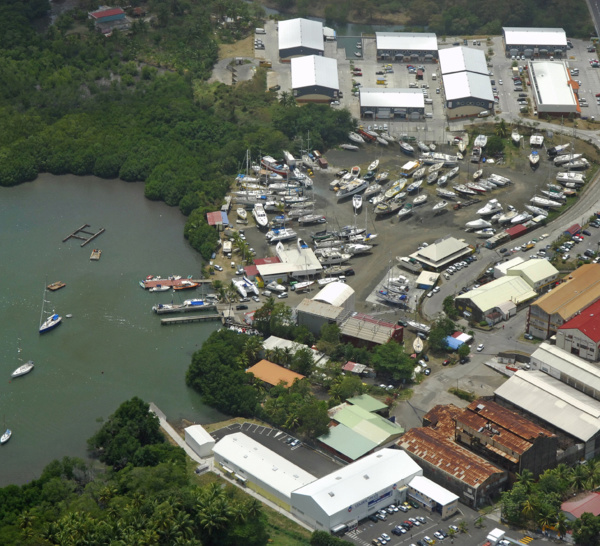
[448,387,477,402]
[202,417,267,433]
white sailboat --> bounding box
[433,200,448,213]
[39,283,62,334]
[368,159,380,171]
[511,128,520,145]
[413,194,428,206]
[236,207,248,221]
[11,340,34,379]
[353,194,363,211]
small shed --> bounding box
[444,336,463,350]
[416,271,440,289]
[184,425,216,458]
[565,223,581,236]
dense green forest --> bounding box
[274,0,595,38]
[0,0,354,259]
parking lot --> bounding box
[210,421,343,478]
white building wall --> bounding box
[555,329,600,362]
[184,425,215,457]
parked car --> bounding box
[583,229,592,236]
[424,368,431,376]
[477,343,485,352]
[213,264,223,271]
[524,333,534,340]
[442,359,451,366]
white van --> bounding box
[431,74,437,80]
[478,110,490,117]
[255,28,266,34]
[424,98,433,104]
[425,113,433,118]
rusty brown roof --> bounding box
[467,399,553,441]
[246,360,305,387]
[423,404,463,439]
[398,428,504,488]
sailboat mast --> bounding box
[39,283,47,328]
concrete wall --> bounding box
[555,328,600,362]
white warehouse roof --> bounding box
[213,433,316,497]
[443,71,494,102]
[313,282,354,307]
[503,27,567,47]
[495,370,600,442]
[185,424,214,445]
[292,449,422,515]
[376,32,438,52]
[360,88,425,109]
[439,47,488,75]
[409,475,459,506]
[291,55,339,91]
[530,61,577,111]
[279,18,324,52]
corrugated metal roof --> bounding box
[399,428,504,487]
[423,404,464,439]
[532,264,600,319]
[410,236,470,265]
[206,211,223,225]
[507,258,558,285]
[531,343,600,392]
[90,7,125,19]
[506,224,528,237]
[503,27,567,47]
[333,404,403,444]
[279,18,324,52]
[559,299,600,342]
[313,282,354,307]
[291,55,339,91]
[347,394,388,413]
[495,370,600,442]
[291,449,422,516]
[318,423,378,460]
[409,475,459,506]
[213,433,316,498]
[495,257,525,276]
[376,32,438,52]
[185,424,214,445]
[530,61,577,108]
[562,492,600,518]
[359,88,425,109]
[297,298,345,320]
[340,314,400,345]
[455,276,537,312]
[443,71,494,102]
[246,359,305,387]
[439,47,488,75]
[262,335,329,366]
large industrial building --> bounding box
[527,264,600,339]
[529,61,580,116]
[455,275,537,323]
[255,240,323,282]
[339,313,404,348]
[442,71,495,119]
[290,449,423,531]
[375,32,438,62]
[495,370,600,461]
[313,281,355,313]
[439,46,488,76]
[296,299,348,336]
[359,88,425,120]
[246,360,305,388]
[506,258,559,291]
[503,27,568,58]
[291,55,339,103]
[213,433,316,509]
[407,476,459,519]
[408,236,472,271]
[278,18,324,61]
[556,299,600,361]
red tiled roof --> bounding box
[565,224,581,236]
[206,211,223,225]
[559,298,600,343]
[254,257,281,265]
[91,8,125,18]
[562,492,600,518]
[244,265,259,277]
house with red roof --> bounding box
[556,299,600,361]
[562,491,600,521]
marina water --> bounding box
[0,175,224,486]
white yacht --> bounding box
[477,199,503,216]
[465,219,492,230]
[252,203,269,227]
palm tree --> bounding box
[570,464,588,491]
[521,498,539,522]
[516,469,535,493]
[537,505,556,533]
[244,335,263,364]
[495,119,508,138]
[555,511,570,539]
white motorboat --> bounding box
[364,183,382,199]
[556,172,585,183]
[354,51,362,57]
[530,196,562,208]
[298,214,327,225]
[267,281,287,293]
[447,166,460,179]
[525,205,549,217]
[465,218,492,230]
[397,204,413,218]
[548,143,570,157]
[375,171,389,183]
[477,199,503,216]
[466,182,487,193]
[318,252,352,265]
[317,277,339,287]
[426,172,438,185]
[554,153,582,166]
[349,132,365,144]
[406,180,423,193]
[236,207,248,221]
[541,189,566,201]
[341,144,359,151]
[437,175,448,187]
[471,146,482,162]
[436,187,457,199]
[457,141,466,153]
[344,243,372,255]
[421,152,458,166]
[412,167,426,180]
[530,134,544,147]
[511,128,520,145]
[368,159,380,171]
[337,178,368,199]
[475,228,496,238]
[353,194,363,211]
[417,141,430,153]
[389,275,409,286]
[149,284,171,292]
[293,281,315,292]
[490,213,502,223]
[350,166,361,178]
[399,142,415,155]
[473,169,483,180]
[511,212,532,224]
[498,210,519,223]
[488,173,511,186]
[1,429,11,445]
[433,200,448,213]
[563,159,589,170]
[252,203,269,228]
[413,194,428,206]
[265,227,297,243]
[427,162,444,174]
[377,137,389,146]
[529,150,540,166]
[474,135,488,147]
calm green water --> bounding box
[0,174,224,486]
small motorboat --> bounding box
[368,159,380,172]
[236,207,248,221]
[353,194,363,211]
[351,166,361,178]
[529,150,540,167]
[473,169,483,180]
[413,194,428,206]
[512,128,521,145]
[12,361,34,378]
[397,204,413,218]
[354,52,362,57]
[457,141,466,153]
[1,429,11,445]
[399,142,415,155]
[426,172,438,185]
[349,132,365,144]
[433,200,447,213]
[149,284,171,292]
[173,281,199,291]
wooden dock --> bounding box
[63,224,106,247]
[160,314,222,325]
[47,281,66,291]
[90,249,102,261]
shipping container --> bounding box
[317,157,328,169]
